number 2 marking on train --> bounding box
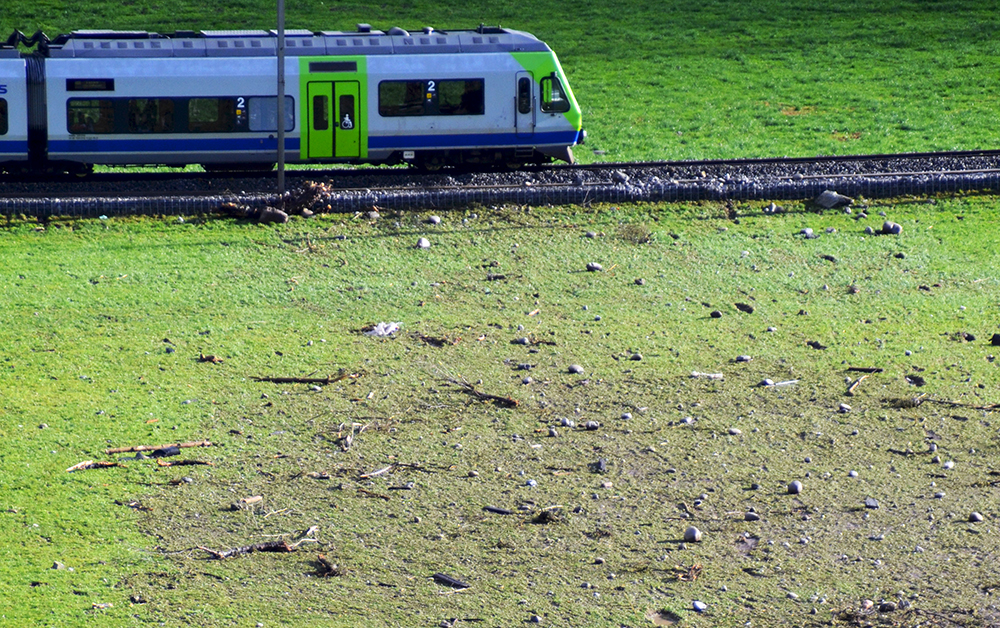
[236,97,245,108]
[426,81,436,92]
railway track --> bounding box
[3,149,1000,217]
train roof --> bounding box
[5,25,551,58]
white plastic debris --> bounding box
[364,322,402,337]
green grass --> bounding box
[3,0,1000,161]
[3,199,1000,626]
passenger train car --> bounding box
[0,25,584,174]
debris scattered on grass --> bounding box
[316,554,344,577]
[364,322,402,337]
[691,371,723,380]
[156,459,213,467]
[199,540,296,560]
[432,573,470,589]
[105,440,213,455]
[66,460,122,473]
[814,190,853,209]
[230,495,263,511]
[446,377,519,408]
[198,353,223,364]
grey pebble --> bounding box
[865,497,880,509]
[692,600,708,613]
[736,355,752,362]
[970,512,984,522]
[745,511,761,521]
[586,262,603,272]
[428,215,441,224]
[568,364,585,374]
[525,479,537,487]
[629,353,642,361]
[548,427,558,437]
[621,412,633,420]
[849,470,858,478]
[522,377,533,385]
[635,278,646,285]
[585,231,597,238]
[728,427,742,435]
[710,310,723,318]
[584,421,600,431]
[416,237,431,249]
[788,480,803,495]
[683,526,703,542]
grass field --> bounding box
[2,0,1000,161]
[4,1,1000,626]
[3,197,1000,626]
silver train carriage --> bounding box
[0,25,585,173]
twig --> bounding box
[66,460,122,472]
[690,371,723,380]
[847,367,884,373]
[316,554,344,577]
[252,370,363,385]
[156,459,214,467]
[357,488,390,500]
[105,440,212,455]
[446,378,519,408]
[198,540,295,559]
[846,375,868,396]
[360,464,395,479]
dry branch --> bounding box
[105,440,212,455]
[156,459,214,467]
[252,370,363,385]
[199,540,295,560]
[446,378,519,408]
[846,375,868,396]
[66,460,122,472]
[316,554,344,577]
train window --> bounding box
[127,98,174,133]
[540,75,570,113]
[249,96,294,132]
[517,78,531,114]
[67,99,115,134]
[0,99,6,135]
[378,81,425,117]
[339,95,354,128]
[312,95,329,131]
[379,79,484,116]
[437,79,484,115]
[188,98,237,133]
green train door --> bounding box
[306,81,360,159]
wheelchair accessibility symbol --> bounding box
[341,114,354,130]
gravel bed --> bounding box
[2,153,1000,217]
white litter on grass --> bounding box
[364,322,402,337]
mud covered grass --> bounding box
[3,197,1000,626]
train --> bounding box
[0,25,585,174]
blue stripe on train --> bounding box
[49,137,302,153]
[47,130,581,154]
[368,130,581,149]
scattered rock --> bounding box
[692,600,708,613]
[815,190,853,209]
[864,226,875,235]
[416,237,431,249]
[735,355,752,362]
[788,480,803,495]
[611,170,629,184]
[585,231,597,238]
[878,601,897,613]
[52,561,66,570]
[728,427,742,435]
[735,302,754,313]
[427,215,441,225]
[635,278,646,286]
[865,497,880,510]
[621,412,633,420]
[839,403,851,413]
[258,207,289,224]
[584,420,600,431]
[881,221,903,235]
[586,262,603,272]
[568,364,585,374]
[629,353,643,361]
[683,526,703,542]
[710,310,723,319]
[745,511,761,521]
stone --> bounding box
[568,364,584,374]
[864,226,875,235]
[621,412,633,420]
[683,526,703,542]
[878,601,897,613]
[428,215,441,224]
[728,427,742,435]
[814,190,853,209]
[736,355,752,362]
[416,237,431,249]
[865,497,880,509]
[849,470,858,478]
[745,511,761,521]
[970,511,984,522]
[630,353,642,361]
[586,262,603,272]
[788,480,803,495]
[881,221,903,235]
[634,277,646,286]
[710,310,723,318]
[585,231,597,238]
[692,600,708,613]
[839,403,851,413]
[584,421,600,431]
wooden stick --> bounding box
[360,464,395,479]
[446,378,519,408]
[199,540,294,559]
[847,367,884,373]
[156,459,214,467]
[105,440,212,455]
[66,460,122,472]
[846,375,868,396]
